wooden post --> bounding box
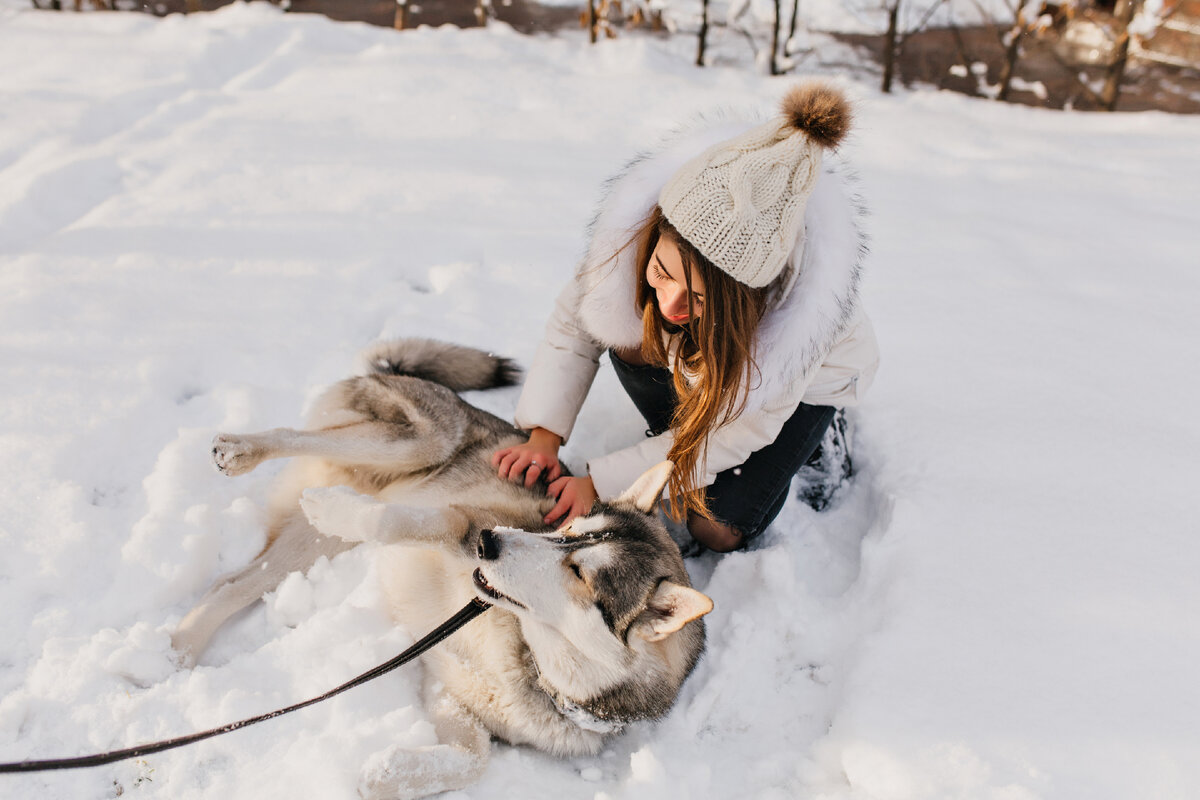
[394,0,407,30]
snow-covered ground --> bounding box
[1,3,1198,799]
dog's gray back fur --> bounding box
[310,341,561,528]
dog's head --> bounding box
[471,463,712,710]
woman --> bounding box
[492,81,879,552]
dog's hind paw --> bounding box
[359,744,484,800]
[211,433,263,476]
[300,486,382,542]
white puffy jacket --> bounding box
[515,116,880,501]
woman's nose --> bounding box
[660,287,688,316]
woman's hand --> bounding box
[492,427,563,489]
[545,475,597,526]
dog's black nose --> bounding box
[478,529,501,561]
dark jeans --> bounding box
[610,350,836,542]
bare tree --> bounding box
[1101,0,1142,110]
[772,0,808,73]
[995,0,1028,101]
[881,0,951,93]
[770,0,783,73]
[687,0,803,73]
[882,1,901,91]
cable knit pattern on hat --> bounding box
[658,81,851,288]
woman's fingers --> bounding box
[490,446,510,468]
[545,477,572,523]
[494,429,564,487]
[568,498,587,522]
[497,446,564,488]
[545,477,594,526]
[523,462,542,489]
[546,494,572,525]
[524,454,563,488]
[499,450,523,482]
[496,451,517,480]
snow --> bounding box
[1,2,1199,799]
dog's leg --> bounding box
[358,675,491,800]
[299,487,473,550]
[211,422,456,477]
[171,507,352,666]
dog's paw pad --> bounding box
[211,434,261,476]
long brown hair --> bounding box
[633,207,772,520]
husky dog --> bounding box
[171,339,713,800]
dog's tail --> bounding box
[358,338,521,392]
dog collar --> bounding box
[530,657,625,735]
[538,680,626,735]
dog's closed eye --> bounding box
[569,563,584,580]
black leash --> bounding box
[0,598,491,774]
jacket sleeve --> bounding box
[587,381,812,501]
[513,280,605,442]
[588,308,879,501]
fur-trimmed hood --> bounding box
[573,111,869,413]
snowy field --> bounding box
[2,3,1199,799]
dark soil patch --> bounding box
[833,24,1200,113]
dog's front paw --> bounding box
[211,433,263,476]
[300,486,381,542]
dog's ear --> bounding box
[632,581,713,642]
[614,461,674,514]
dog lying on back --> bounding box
[171,339,713,799]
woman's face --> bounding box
[647,237,705,324]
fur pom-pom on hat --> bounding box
[780,82,853,149]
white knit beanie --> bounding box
[658,82,853,288]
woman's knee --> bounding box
[687,513,744,552]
